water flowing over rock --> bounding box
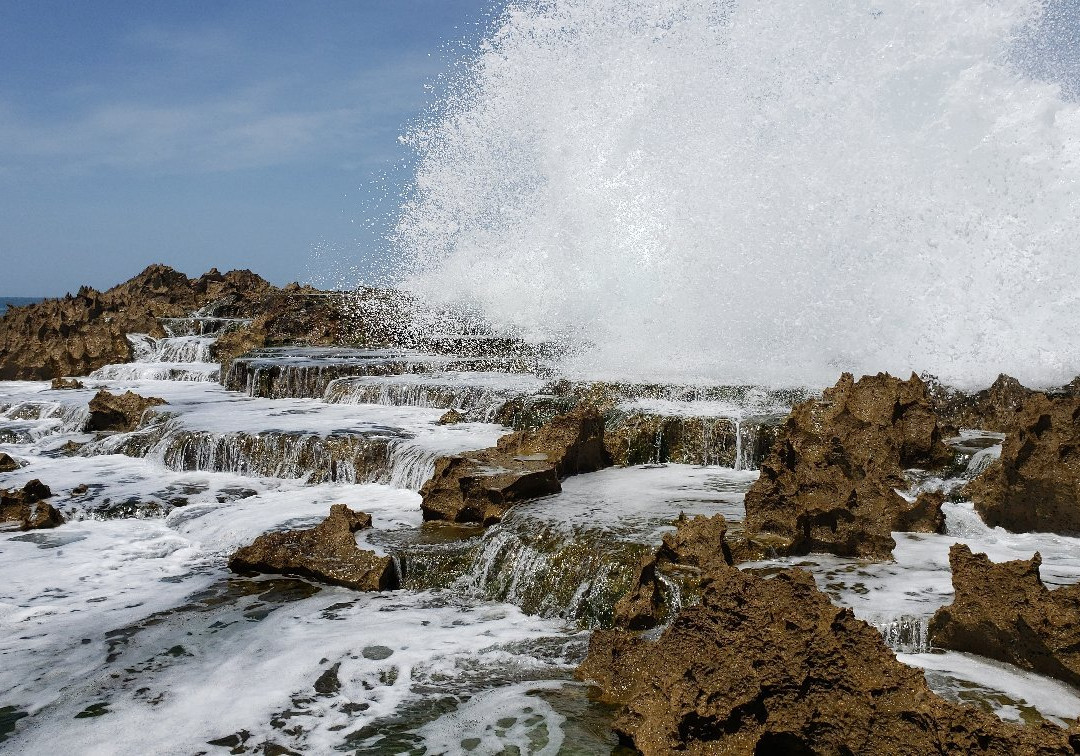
[0,265,273,380]
[85,390,167,433]
[968,392,1080,534]
[0,480,64,531]
[228,504,397,591]
[421,405,610,525]
[930,544,1080,689]
[580,566,1079,755]
[744,372,953,558]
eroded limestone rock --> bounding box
[85,389,167,432]
[228,504,397,591]
[0,452,19,472]
[581,564,1078,755]
[50,377,84,390]
[420,405,610,525]
[1,480,65,530]
[968,392,1080,534]
[744,372,953,558]
[929,544,1080,688]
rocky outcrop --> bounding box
[85,389,166,432]
[214,287,344,378]
[968,393,1080,534]
[228,504,397,591]
[930,373,1037,434]
[1,480,65,530]
[49,377,84,390]
[421,405,610,525]
[929,544,1080,688]
[0,452,19,472]
[613,513,734,630]
[744,372,953,558]
[0,265,273,379]
[580,564,1078,755]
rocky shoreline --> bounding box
[4,265,1080,752]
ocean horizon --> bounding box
[0,296,45,316]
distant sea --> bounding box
[0,297,45,317]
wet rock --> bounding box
[85,389,167,432]
[929,373,1037,434]
[603,412,739,467]
[420,405,610,525]
[49,377,84,390]
[1,480,65,530]
[0,452,19,472]
[581,565,1078,755]
[0,264,273,380]
[929,544,1080,688]
[613,513,734,630]
[437,409,466,425]
[744,372,953,558]
[967,392,1080,534]
[228,504,397,591]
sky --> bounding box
[0,0,502,296]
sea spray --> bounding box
[394,0,1080,388]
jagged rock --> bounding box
[50,377,84,390]
[437,409,466,425]
[1,480,65,530]
[580,564,1078,755]
[421,405,610,525]
[228,504,397,591]
[0,264,273,379]
[930,544,1080,688]
[0,452,19,472]
[744,372,953,558]
[613,513,734,630]
[85,389,166,432]
[929,374,1037,434]
[968,392,1080,534]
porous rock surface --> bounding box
[744,372,953,557]
[228,504,396,591]
[420,405,610,525]
[581,564,1078,755]
[930,373,1036,434]
[930,544,1080,688]
[967,392,1080,534]
[0,452,19,472]
[0,264,273,380]
[1,480,65,530]
[85,389,167,432]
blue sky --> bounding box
[0,0,501,295]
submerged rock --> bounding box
[437,409,466,425]
[49,377,84,390]
[421,405,610,525]
[930,544,1080,689]
[1,480,65,530]
[0,264,272,380]
[744,372,953,558]
[580,564,1078,755]
[228,504,397,591]
[85,389,167,432]
[968,392,1080,534]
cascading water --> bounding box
[395,0,1080,389]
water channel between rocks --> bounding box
[2,331,1080,753]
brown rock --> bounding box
[0,452,19,472]
[968,392,1080,534]
[50,377,84,390]
[421,405,611,525]
[437,409,466,425]
[929,544,1080,688]
[85,389,167,432]
[1,480,65,530]
[613,513,734,630]
[580,565,1077,755]
[0,265,273,380]
[930,374,1037,434]
[228,504,396,591]
[744,372,953,558]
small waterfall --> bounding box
[872,615,932,654]
[90,333,220,382]
[322,375,536,422]
[159,316,252,337]
[0,400,91,442]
